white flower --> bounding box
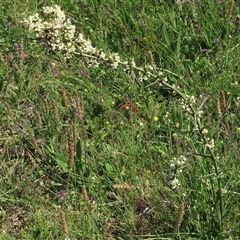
[170,163,175,168]
[130,60,136,68]
[170,177,180,189]
[206,138,215,149]
[99,50,106,60]
[197,110,204,116]
[202,128,208,135]
[167,155,187,190]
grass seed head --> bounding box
[32,138,42,156]
[220,90,227,116]
[216,98,222,117]
[99,17,103,39]
[68,140,75,173]
[25,151,36,166]
[175,202,185,229]
[82,186,92,214]
[44,98,49,112]
[51,99,59,120]
[147,50,156,69]
[35,111,42,128]
[59,209,69,236]
[76,96,84,121]
[60,88,69,108]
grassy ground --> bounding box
[1,0,240,239]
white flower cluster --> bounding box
[21,4,181,87]
[205,138,215,149]
[167,155,187,190]
[163,111,171,123]
[21,5,79,59]
[21,4,183,90]
[178,95,196,115]
[108,52,121,69]
[21,4,121,65]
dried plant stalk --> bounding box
[60,88,69,108]
[59,209,69,236]
[71,96,84,121]
[147,51,156,68]
[113,183,135,190]
[229,0,235,19]
[220,90,227,116]
[72,121,77,143]
[44,98,49,112]
[68,140,75,172]
[32,138,42,156]
[216,98,222,118]
[99,17,103,39]
[82,186,92,213]
[35,111,42,128]
[25,151,36,166]
[175,202,185,231]
[51,99,59,120]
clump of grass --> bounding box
[1,1,240,239]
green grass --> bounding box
[1,0,240,239]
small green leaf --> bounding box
[47,139,68,173]
[75,138,83,175]
[105,163,113,172]
[76,138,82,160]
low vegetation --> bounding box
[0,0,240,239]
